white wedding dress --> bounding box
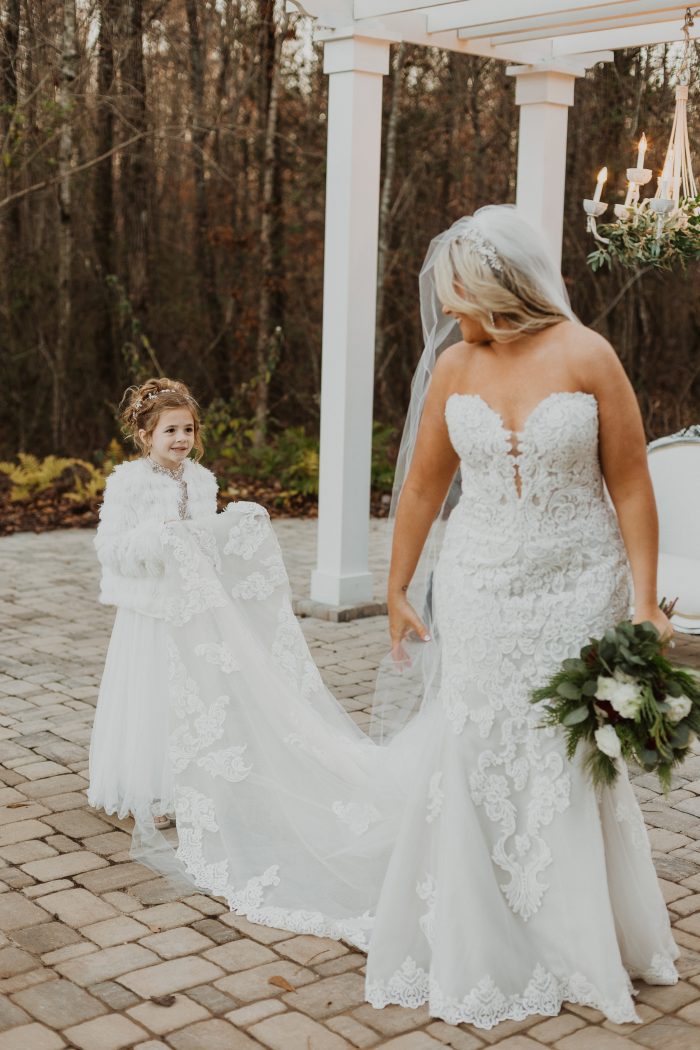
[146,390,677,1029]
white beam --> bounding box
[427,0,685,37]
[348,11,552,60]
[311,34,390,608]
[551,19,697,52]
[354,0,462,18]
[509,64,581,267]
[453,3,688,42]
[478,8,690,45]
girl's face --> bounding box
[141,408,195,470]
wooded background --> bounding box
[1,1,699,465]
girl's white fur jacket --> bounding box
[95,457,218,618]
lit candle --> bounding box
[659,154,673,199]
[636,133,647,169]
[593,167,607,203]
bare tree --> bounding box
[94,0,119,381]
[185,0,225,352]
[1,0,21,278]
[51,0,78,448]
[375,42,406,391]
[120,0,149,317]
[251,2,288,448]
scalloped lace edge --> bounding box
[364,958,650,1028]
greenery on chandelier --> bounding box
[587,196,700,272]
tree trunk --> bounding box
[1,0,21,287]
[185,0,225,354]
[251,2,287,448]
[375,42,405,391]
[94,0,118,382]
[53,0,77,449]
[120,0,149,319]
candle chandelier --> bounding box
[585,8,700,271]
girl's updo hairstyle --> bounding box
[120,378,204,460]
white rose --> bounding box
[595,673,642,718]
[595,724,622,759]
[666,694,692,724]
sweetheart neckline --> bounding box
[445,390,598,438]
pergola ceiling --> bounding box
[295,0,699,62]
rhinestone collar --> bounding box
[147,457,189,519]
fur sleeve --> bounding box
[94,465,165,578]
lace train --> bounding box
[121,391,678,1030]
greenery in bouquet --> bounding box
[531,620,700,791]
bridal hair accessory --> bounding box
[456,227,503,274]
[132,389,171,417]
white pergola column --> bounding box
[507,63,584,268]
[310,34,391,608]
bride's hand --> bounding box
[388,591,430,667]
[632,605,674,646]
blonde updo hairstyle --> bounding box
[433,206,572,343]
[120,378,204,460]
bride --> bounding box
[135,205,678,1029]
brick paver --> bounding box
[0,523,699,1048]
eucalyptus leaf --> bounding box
[562,705,590,727]
[556,681,582,701]
[670,724,691,749]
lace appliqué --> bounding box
[224,502,270,559]
[614,801,649,853]
[197,746,252,783]
[162,525,227,626]
[195,641,239,674]
[188,523,222,574]
[416,874,437,947]
[168,638,243,781]
[332,801,381,836]
[366,958,642,1028]
[231,553,287,601]
[272,606,326,700]
[628,952,679,985]
[470,749,570,921]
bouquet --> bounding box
[531,619,700,791]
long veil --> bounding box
[368,204,577,743]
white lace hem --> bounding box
[627,951,680,986]
[365,958,648,1028]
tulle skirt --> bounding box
[88,608,174,822]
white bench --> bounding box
[648,426,700,635]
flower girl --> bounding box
[88,378,218,830]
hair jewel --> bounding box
[131,388,171,418]
[457,227,503,274]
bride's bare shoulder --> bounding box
[432,340,475,381]
[558,322,621,385]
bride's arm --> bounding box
[581,334,671,639]
[388,357,460,648]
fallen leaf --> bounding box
[6,802,30,809]
[150,994,176,1007]
[268,975,295,992]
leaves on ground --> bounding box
[268,974,296,992]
